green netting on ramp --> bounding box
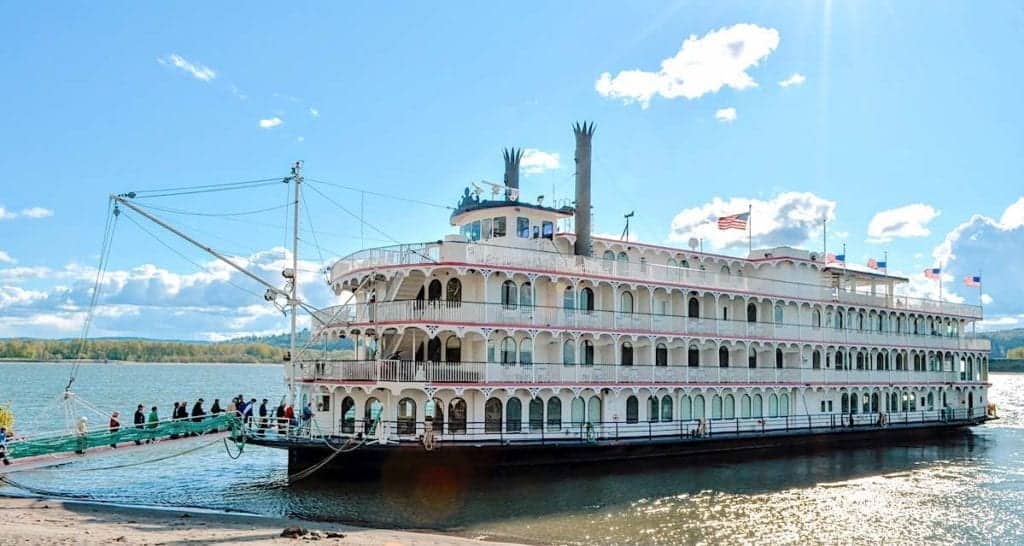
[6,414,242,460]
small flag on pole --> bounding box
[924,267,941,280]
[717,212,750,231]
[826,253,845,265]
[867,258,887,270]
[963,275,981,288]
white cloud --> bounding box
[928,196,1024,321]
[309,107,320,118]
[296,136,305,143]
[866,203,940,243]
[259,117,283,129]
[668,191,835,251]
[595,23,780,108]
[158,53,216,82]
[981,293,993,305]
[19,207,53,219]
[715,107,737,123]
[0,205,54,221]
[0,251,13,264]
[778,72,806,87]
[520,149,561,175]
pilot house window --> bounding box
[517,217,530,238]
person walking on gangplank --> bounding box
[133,404,145,445]
[108,411,121,448]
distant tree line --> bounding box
[0,338,284,363]
[1008,346,1024,359]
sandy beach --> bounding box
[0,497,523,546]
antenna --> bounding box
[288,160,302,406]
[621,211,634,241]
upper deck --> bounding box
[327,237,984,320]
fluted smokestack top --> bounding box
[573,121,595,257]
[502,147,523,201]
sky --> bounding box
[1,1,1022,340]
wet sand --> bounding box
[0,497,523,545]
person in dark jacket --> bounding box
[210,399,222,415]
[258,399,269,433]
[133,404,145,445]
[170,402,181,438]
[275,403,286,434]
[191,399,206,423]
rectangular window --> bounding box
[470,220,481,241]
[492,217,506,238]
[532,225,540,239]
[542,221,554,239]
[481,218,492,240]
[517,217,530,238]
[319,394,330,412]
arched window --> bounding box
[519,282,533,309]
[721,265,731,275]
[688,345,700,367]
[648,396,659,423]
[445,336,461,363]
[768,393,779,417]
[836,351,844,369]
[661,396,674,422]
[779,394,789,416]
[506,398,522,432]
[363,398,382,432]
[620,341,633,366]
[529,398,544,431]
[563,287,575,312]
[680,395,692,420]
[656,343,668,366]
[719,346,730,367]
[927,392,934,410]
[397,397,416,435]
[570,397,585,425]
[850,393,859,414]
[856,352,865,370]
[603,250,615,261]
[740,394,752,418]
[448,398,467,434]
[430,398,444,434]
[812,309,822,328]
[812,350,821,369]
[688,297,700,318]
[667,258,677,268]
[836,311,844,329]
[500,337,516,365]
[579,287,594,313]
[340,396,355,434]
[774,304,784,324]
[775,349,783,369]
[428,279,442,302]
[711,395,723,419]
[895,352,903,370]
[870,393,879,413]
[693,395,706,419]
[858,311,865,330]
[581,339,595,366]
[681,259,690,268]
[747,302,758,323]
[562,340,575,366]
[587,396,601,424]
[876,352,884,370]
[484,398,503,433]
[752,394,763,417]
[748,348,757,368]
[620,291,634,314]
[622,395,638,426]
[501,280,517,309]
[617,251,628,263]
[427,337,442,362]
[446,278,461,305]
[547,398,561,429]
[841,393,849,413]
[519,337,533,365]
[724,394,735,419]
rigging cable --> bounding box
[306,177,454,211]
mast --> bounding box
[289,161,303,406]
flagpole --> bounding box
[823,217,827,257]
[842,243,847,270]
[883,250,888,275]
[747,203,752,256]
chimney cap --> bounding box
[572,121,596,136]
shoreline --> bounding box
[0,495,524,545]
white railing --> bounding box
[298,360,974,386]
[328,241,983,319]
[314,300,991,353]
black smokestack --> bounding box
[503,147,522,201]
[573,121,595,257]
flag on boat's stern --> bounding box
[826,253,845,265]
[717,212,749,231]
[867,258,887,270]
[964,275,982,288]
[924,267,941,280]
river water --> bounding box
[1,362,1022,544]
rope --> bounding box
[132,180,282,199]
[306,178,453,211]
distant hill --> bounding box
[225,329,353,351]
[976,328,1024,358]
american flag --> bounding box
[867,258,887,270]
[826,253,845,265]
[717,212,749,231]
[923,267,941,280]
[963,275,981,288]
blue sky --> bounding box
[1,1,1022,339]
